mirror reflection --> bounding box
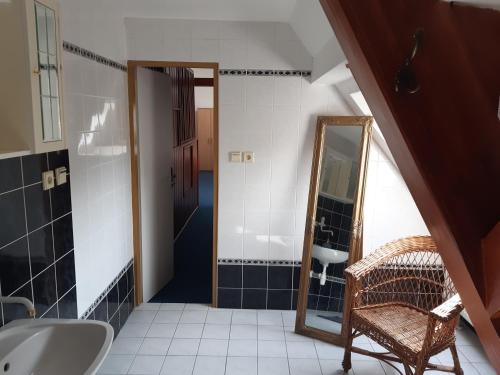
[305,125,364,335]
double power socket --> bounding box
[42,167,67,190]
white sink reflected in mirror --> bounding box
[0,319,113,375]
[312,244,349,285]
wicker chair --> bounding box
[342,236,464,375]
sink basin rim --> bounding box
[0,318,114,375]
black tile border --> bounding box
[62,41,127,72]
[219,69,311,77]
[218,258,301,266]
[81,258,134,320]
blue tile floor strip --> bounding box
[150,171,213,303]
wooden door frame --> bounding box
[127,61,219,307]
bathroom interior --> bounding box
[0,0,498,375]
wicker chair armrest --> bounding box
[345,236,437,280]
[430,294,463,322]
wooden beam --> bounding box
[319,0,500,369]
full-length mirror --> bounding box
[296,116,372,345]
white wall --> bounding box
[62,51,133,316]
[363,143,429,254]
[195,87,214,109]
[125,18,352,262]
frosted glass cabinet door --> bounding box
[34,1,62,142]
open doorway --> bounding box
[127,62,219,307]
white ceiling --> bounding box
[115,0,298,22]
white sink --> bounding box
[312,244,349,265]
[312,244,349,285]
[0,319,113,375]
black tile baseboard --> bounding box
[217,260,301,310]
[0,150,77,327]
[82,260,134,339]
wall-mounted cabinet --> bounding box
[0,0,66,157]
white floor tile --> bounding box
[258,340,287,358]
[284,326,313,342]
[198,339,229,356]
[193,356,226,375]
[154,311,182,324]
[232,310,257,324]
[351,360,385,375]
[230,324,257,339]
[228,339,258,356]
[288,358,322,375]
[258,357,290,375]
[257,310,283,326]
[460,363,481,375]
[167,338,200,356]
[351,343,377,361]
[138,338,171,356]
[184,303,210,311]
[203,324,231,339]
[127,310,158,323]
[286,341,317,358]
[128,355,165,374]
[180,310,207,323]
[174,323,204,338]
[226,356,257,375]
[206,310,233,324]
[434,347,469,365]
[314,341,344,360]
[471,362,496,375]
[458,345,490,363]
[160,356,196,375]
[109,337,142,355]
[160,303,185,311]
[282,311,296,326]
[319,359,352,374]
[258,325,285,340]
[136,303,161,311]
[118,323,150,338]
[147,323,178,338]
[97,354,134,374]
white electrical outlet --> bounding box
[55,166,67,186]
[243,151,255,163]
[42,170,55,190]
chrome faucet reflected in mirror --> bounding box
[295,116,372,346]
[0,297,36,318]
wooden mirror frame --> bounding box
[295,116,373,346]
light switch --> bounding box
[229,151,242,163]
[243,151,255,163]
[42,170,55,191]
[55,166,67,186]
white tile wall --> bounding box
[124,19,350,262]
[125,19,312,71]
[63,51,133,316]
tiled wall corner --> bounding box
[0,150,77,326]
[83,260,134,339]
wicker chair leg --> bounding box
[403,363,413,375]
[449,344,464,375]
[414,358,428,375]
[342,332,354,372]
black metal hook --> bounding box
[395,28,424,94]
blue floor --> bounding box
[150,171,213,303]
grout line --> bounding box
[19,157,36,313]
[0,185,24,197]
